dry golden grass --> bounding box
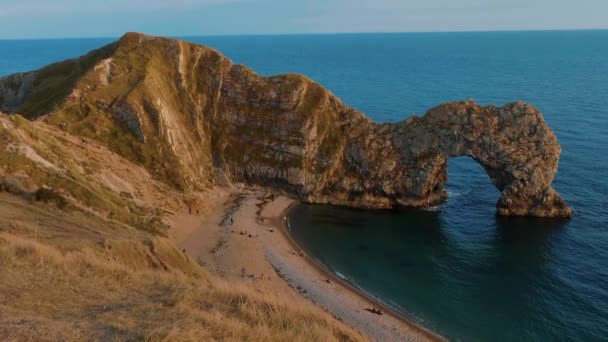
[0,195,365,342]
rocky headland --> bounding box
[0,32,571,218]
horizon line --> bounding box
[1,27,607,41]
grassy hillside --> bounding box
[0,114,166,233]
[0,194,363,341]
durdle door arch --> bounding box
[397,101,571,218]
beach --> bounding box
[174,186,445,342]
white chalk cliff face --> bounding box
[0,32,571,218]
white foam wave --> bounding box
[447,190,462,198]
[335,271,349,281]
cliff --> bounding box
[0,32,571,218]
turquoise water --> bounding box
[1,31,607,341]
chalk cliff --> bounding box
[0,32,571,218]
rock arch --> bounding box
[378,100,572,217]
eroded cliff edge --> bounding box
[0,32,571,218]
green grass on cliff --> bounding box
[55,35,221,191]
[0,115,164,234]
[6,33,359,194]
[16,43,118,119]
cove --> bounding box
[287,157,601,341]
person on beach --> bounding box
[241,266,246,277]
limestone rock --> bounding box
[0,32,571,218]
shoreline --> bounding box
[268,200,447,342]
[177,188,446,341]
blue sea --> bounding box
[1,30,607,341]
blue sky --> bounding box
[1,0,607,39]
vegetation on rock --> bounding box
[0,32,570,218]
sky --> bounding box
[0,0,607,39]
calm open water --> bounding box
[1,31,607,341]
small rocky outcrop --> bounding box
[0,72,36,113]
[0,32,571,218]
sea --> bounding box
[1,30,606,341]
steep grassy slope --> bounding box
[0,194,363,341]
[0,42,118,117]
[0,114,169,232]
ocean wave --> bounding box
[422,205,443,212]
[335,271,349,281]
[447,190,462,198]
